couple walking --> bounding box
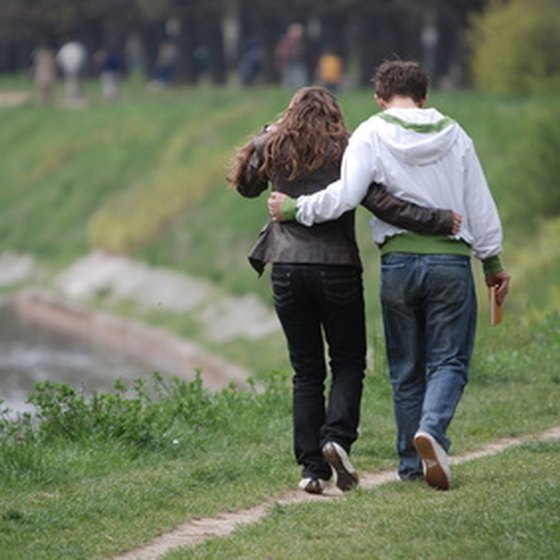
[228,61,510,493]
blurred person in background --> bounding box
[316,46,343,93]
[150,39,178,89]
[96,47,123,101]
[56,40,87,101]
[32,44,57,105]
[238,36,263,87]
[125,33,146,81]
[275,23,308,90]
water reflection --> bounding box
[0,303,157,414]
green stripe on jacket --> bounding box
[377,113,455,133]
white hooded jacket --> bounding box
[296,107,503,261]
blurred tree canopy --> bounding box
[468,0,560,94]
[0,0,488,87]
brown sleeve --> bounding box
[236,131,270,198]
[361,182,455,235]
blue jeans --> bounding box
[380,253,477,480]
[271,263,366,480]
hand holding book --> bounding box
[485,270,510,326]
[489,286,502,326]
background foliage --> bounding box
[468,0,560,94]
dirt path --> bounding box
[0,91,30,107]
[113,426,560,560]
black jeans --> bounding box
[271,263,366,479]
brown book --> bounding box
[489,286,502,326]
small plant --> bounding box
[17,372,222,449]
[27,381,91,440]
[0,370,291,456]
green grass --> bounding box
[0,376,296,558]
[167,440,560,560]
[0,77,559,558]
[0,313,558,558]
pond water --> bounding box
[0,303,158,414]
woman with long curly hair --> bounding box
[228,86,456,494]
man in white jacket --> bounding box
[268,61,510,490]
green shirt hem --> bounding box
[380,233,472,257]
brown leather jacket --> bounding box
[237,131,454,274]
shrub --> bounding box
[468,0,560,94]
[20,373,219,448]
[504,105,560,229]
[0,370,292,455]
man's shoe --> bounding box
[396,472,424,482]
[298,477,327,495]
[413,431,451,490]
[322,441,359,491]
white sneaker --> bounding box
[322,441,359,491]
[413,431,451,491]
[298,477,327,495]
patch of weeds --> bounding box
[2,509,27,523]
[22,372,223,450]
[0,369,292,485]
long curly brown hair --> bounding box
[227,86,349,187]
[264,86,349,180]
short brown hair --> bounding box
[372,60,428,103]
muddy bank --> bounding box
[0,250,277,392]
[55,251,280,343]
[12,290,253,391]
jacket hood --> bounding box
[373,108,460,165]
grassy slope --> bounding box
[0,79,559,558]
[1,82,559,369]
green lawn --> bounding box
[166,440,560,560]
[0,313,558,559]
[0,77,559,558]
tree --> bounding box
[468,0,560,93]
